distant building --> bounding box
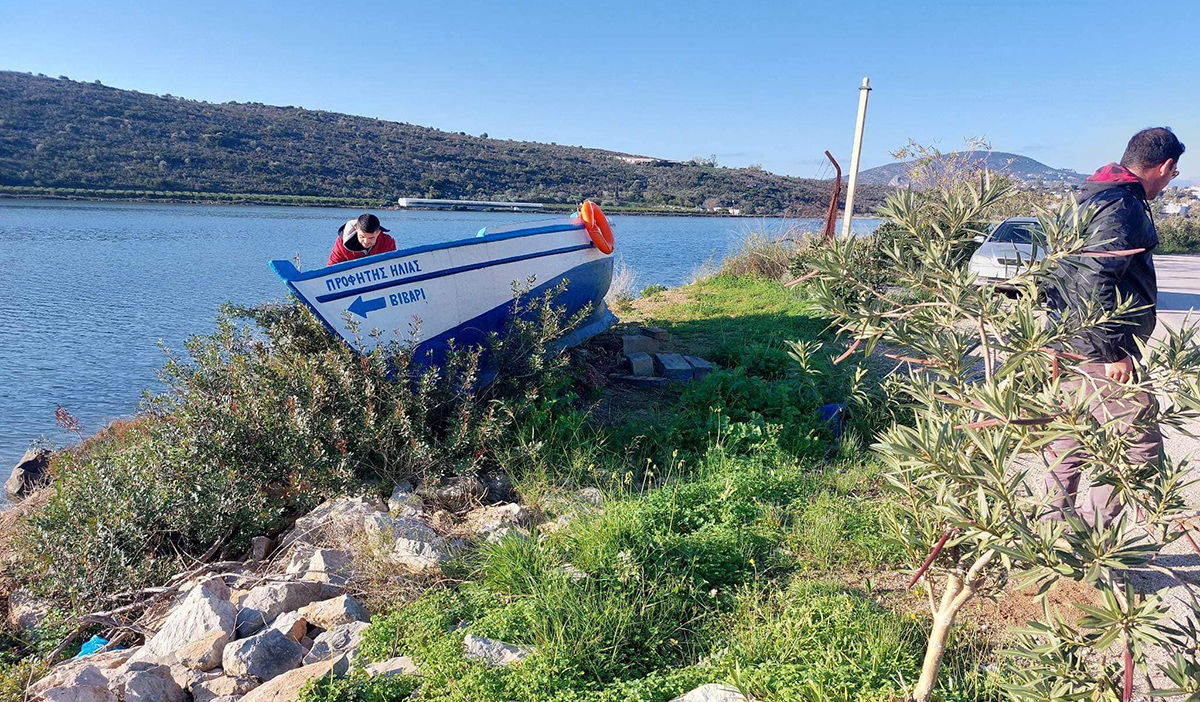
[397,198,546,212]
[1162,201,1191,216]
[611,154,659,165]
[727,208,742,216]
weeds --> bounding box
[718,232,799,281]
[605,258,637,312]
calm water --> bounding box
[0,199,879,486]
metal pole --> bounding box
[840,77,872,237]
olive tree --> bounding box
[804,175,1200,702]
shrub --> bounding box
[16,289,578,608]
[791,218,920,298]
[808,175,1200,700]
[718,232,798,280]
[1155,215,1200,254]
[639,284,667,297]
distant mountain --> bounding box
[0,72,888,215]
[856,151,1086,188]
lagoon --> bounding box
[0,199,879,486]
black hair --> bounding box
[1120,127,1185,169]
[357,213,382,233]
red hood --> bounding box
[1086,162,1141,184]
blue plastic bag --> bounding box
[75,635,123,658]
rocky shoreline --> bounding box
[16,479,592,702]
[17,476,742,702]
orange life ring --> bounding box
[580,200,615,254]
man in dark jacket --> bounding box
[1044,127,1184,527]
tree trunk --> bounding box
[912,609,958,702]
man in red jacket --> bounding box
[326,214,397,265]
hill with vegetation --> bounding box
[856,150,1085,188]
[0,72,887,215]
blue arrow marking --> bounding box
[348,295,387,319]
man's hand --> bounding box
[1105,356,1134,383]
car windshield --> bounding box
[991,221,1044,245]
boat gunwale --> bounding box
[273,219,588,282]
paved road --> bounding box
[1129,254,1199,694]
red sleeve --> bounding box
[327,237,349,266]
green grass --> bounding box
[313,446,994,702]
[629,274,830,356]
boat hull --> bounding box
[271,217,616,366]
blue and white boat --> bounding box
[270,202,617,367]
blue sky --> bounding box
[2,0,1197,181]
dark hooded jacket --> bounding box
[1045,163,1158,363]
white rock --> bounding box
[112,661,187,702]
[670,683,752,702]
[239,655,348,702]
[28,649,136,697]
[302,621,370,665]
[222,628,305,682]
[6,588,51,632]
[538,513,576,535]
[235,581,342,637]
[175,629,230,672]
[50,664,109,689]
[191,672,259,702]
[386,515,441,542]
[462,634,531,668]
[41,686,118,702]
[391,535,447,574]
[250,536,274,563]
[282,543,318,576]
[485,525,529,543]
[296,594,369,630]
[132,577,237,665]
[365,655,419,678]
[280,495,387,549]
[388,481,424,517]
[463,503,540,538]
[301,548,353,586]
[168,662,208,693]
[270,611,309,642]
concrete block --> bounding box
[626,352,654,377]
[654,353,693,381]
[640,326,670,341]
[612,375,669,389]
[622,334,658,355]
[684,356,714,379]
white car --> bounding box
[968,217,1045,287]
